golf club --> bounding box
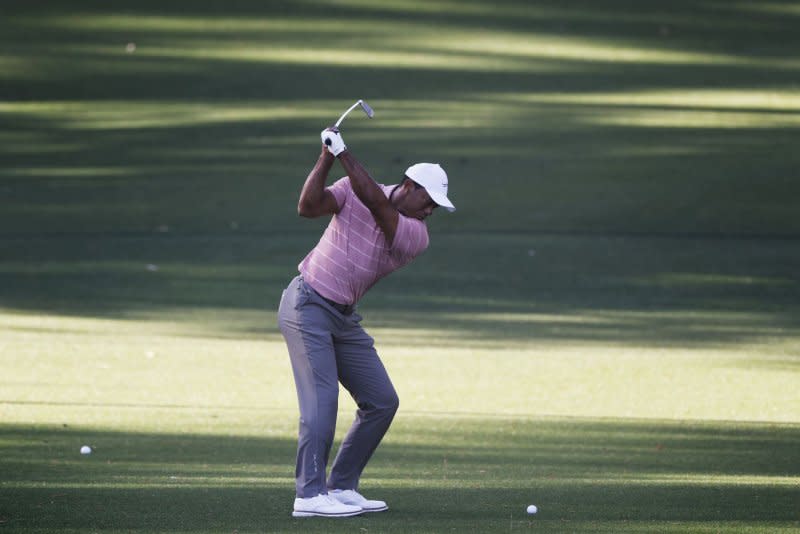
[334,99,374,128]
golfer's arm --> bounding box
[298,148,339,218]
[337,150,399,244]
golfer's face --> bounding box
[403,187,438,221]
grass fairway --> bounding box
[2,235,798,532]
[2,0,800,532]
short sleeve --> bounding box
[326,177,351,210]
[390,214,429,261]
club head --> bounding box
[334,99,375,128]
[359,99,374,118]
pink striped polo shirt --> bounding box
[298,177,429,305]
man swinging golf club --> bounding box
[278,111,455,518]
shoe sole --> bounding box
[361,505,388,513]
[292,509,364,518]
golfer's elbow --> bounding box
[298,190,337,218]
[297,201,316,218]
[297,190,318,217]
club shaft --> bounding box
[334,100,363,128]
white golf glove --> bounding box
[321,127,347,157]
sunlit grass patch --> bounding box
[725,1,800,17]
[488,89,800,128]
[500,89,800,111]
[2,167,136,178]
[0,100,328,130]
[0,98,541,134]
[19,9,800,76]
[585,109,800,129]
[25,13,407,34]
[0,54,39,80]
[76,42,566,73]
[408,33,753,66]
[2,299,798,425]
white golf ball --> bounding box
[80,445,92,455]
[526,504,538,515]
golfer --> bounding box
[278,127,455,518]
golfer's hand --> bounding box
[321,127,347,157]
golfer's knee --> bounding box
[381,389,400,416]
[360,389,398,417]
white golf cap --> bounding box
[404,163,455,212]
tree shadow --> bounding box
[2,0,799,237]
[0,416,798,531]
[1,233,798,354]
[1,3,799,367]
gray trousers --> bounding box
[278,275,399,498]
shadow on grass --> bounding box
[0,416,798,532]
[1,1,799,381]
[2,0,800,238]
[1,234,798,352]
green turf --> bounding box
[1,0,799,532]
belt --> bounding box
[300,277,356,315]
[319,294,356,315]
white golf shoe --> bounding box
[329,489,388,513]
[292,493,363,518]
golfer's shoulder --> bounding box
[327,176,352,208]
[393,214,429,256]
